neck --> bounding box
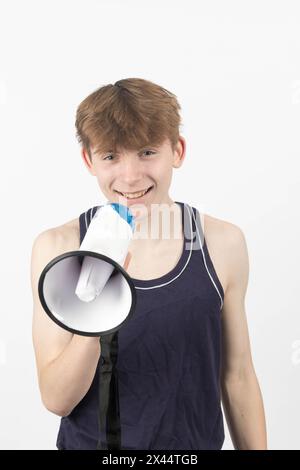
[130,198,182,245]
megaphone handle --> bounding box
[97,332,121,450]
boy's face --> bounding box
[81,136,186,214]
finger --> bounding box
[123,251,132,271]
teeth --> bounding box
[119,187,151,199]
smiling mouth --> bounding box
[114,185,154,199]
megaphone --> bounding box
[38,203,137,337]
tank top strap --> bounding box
[190,206,225,310]
[79,205,101,244]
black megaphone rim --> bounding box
[38,250,137,337]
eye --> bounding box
[142,150,156,157]
[103,150,156,161]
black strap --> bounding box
[97,332,121,450]
[78,205,122,449]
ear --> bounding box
[81,148,96,176]
[172,135,186,169]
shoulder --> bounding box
[203,213,246,248]
[201,212,248,294]
[32,217,80,254]
[59,217,80,249]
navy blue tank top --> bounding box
[56,201,225,450]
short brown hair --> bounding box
[75,78,183,162]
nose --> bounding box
[120,157,144,186]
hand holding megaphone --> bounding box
[38,203,137,337]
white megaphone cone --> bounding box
[38,203,136,336]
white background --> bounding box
[0,0,299,450]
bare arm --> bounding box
[31,228,132,417]
[220,225,267,450]
[38,335,101,417]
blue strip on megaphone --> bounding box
[109,203,135,231]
